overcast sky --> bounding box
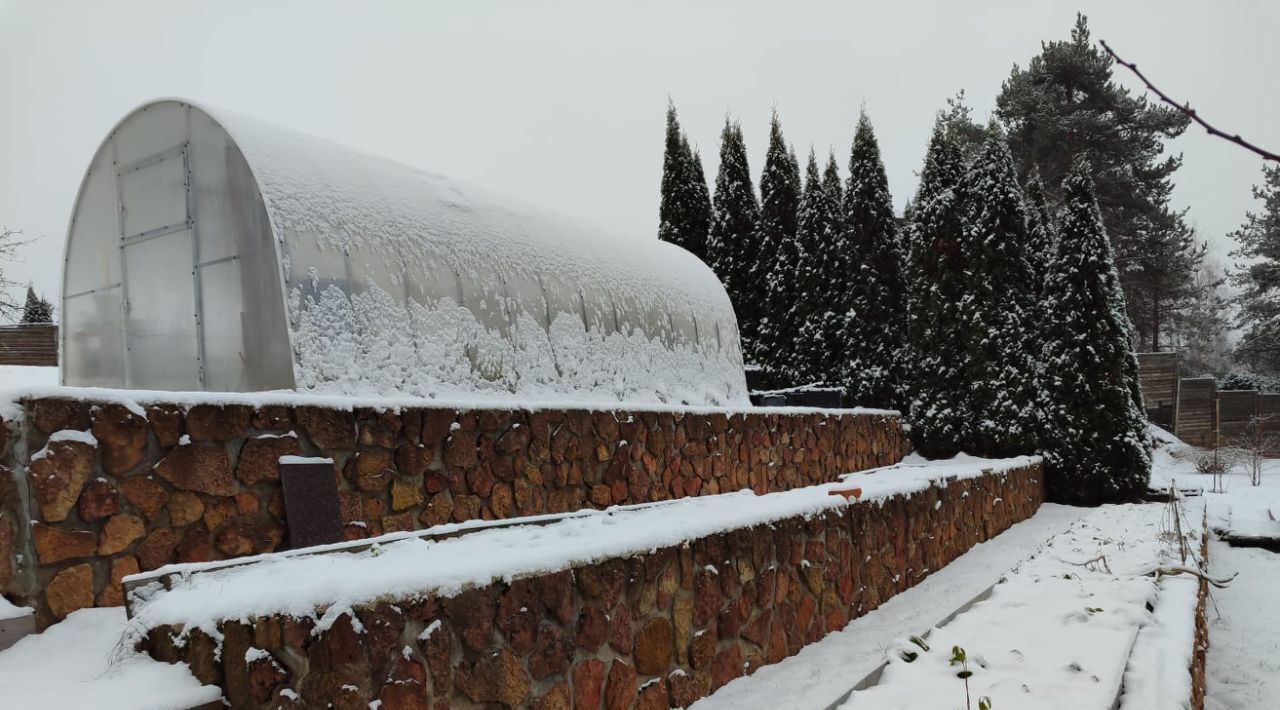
[2,0,1277,317]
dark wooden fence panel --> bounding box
[1218,390,1259,444]
[1176,376,1218,447]
[1136,352,1179,431]
[0,324,57,366]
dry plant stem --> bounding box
[1145,565,1237,588]
[1100,39,1280,162]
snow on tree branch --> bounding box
[1100,39,1280,162]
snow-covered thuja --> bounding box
[841,112,904,409]
[20,285,54,324]
[687,143,714,256]
[707,119,763,360]
[756,114,804,381]
[1023,172,1056,278]
[791,151,850,387]
[822,151,845,223]
[903,125,970,458]
[1041,164,1151,504]
[1230,165,1280,372]
[957,132,1042,457]
[658,102,712,262]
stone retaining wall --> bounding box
[0,396,909,627]
[142,461,1045,709]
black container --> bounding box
[786,388,844,408]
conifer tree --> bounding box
[686,141,714,256]
[790,151,833,383]
[958,132,1042,457]
[658,102,712,262]
[997,14,1192,349]
[841,112,904,408]
[1041,163,1151,504]
[756,113,803,378]
[903,122,970,457]
[706,119,763,357]
[904,119,966,278]
[1231,165,1280,372]
[901,119,965,415]
[1023,172,1056,277]
[823,150,844,221]
[792,151,850,387]
[20,285,53,324]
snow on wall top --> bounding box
[204,103,748,406]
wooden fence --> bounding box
[1137,351,1280,451]
[0,324,57,366]
[1136,352,1179,430]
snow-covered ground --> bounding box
[0,364,57,390]
[1144,434,1280,710]
[840,501,1201,710]
[692,504,1087,709]
[0,593,31,621]
[0,608,219,709]
[1204,542,1280,710]
[699,500,1202,710]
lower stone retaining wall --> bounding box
[0,394,909,627]
[142,461,1044,709]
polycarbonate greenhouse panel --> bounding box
[63,164,120,296]
[61,288,125,387]
[122,229,200,389]
[197,258,247,392]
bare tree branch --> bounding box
[1100,39,1280,163]
[0,228,35,318]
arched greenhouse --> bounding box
[61,100,747,406]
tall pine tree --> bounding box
[1041,162,1151,504]
[996,14,1194,351]
[756,113,803,379]
[1231,165,1280,372]
[841,111,904,408]
[658,102,713,262]
[706,119,763,358]
[903,121,971,457]
[958,131,1042,457]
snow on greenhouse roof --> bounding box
[210,104,733,321]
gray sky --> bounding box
[2,0,1277,317]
